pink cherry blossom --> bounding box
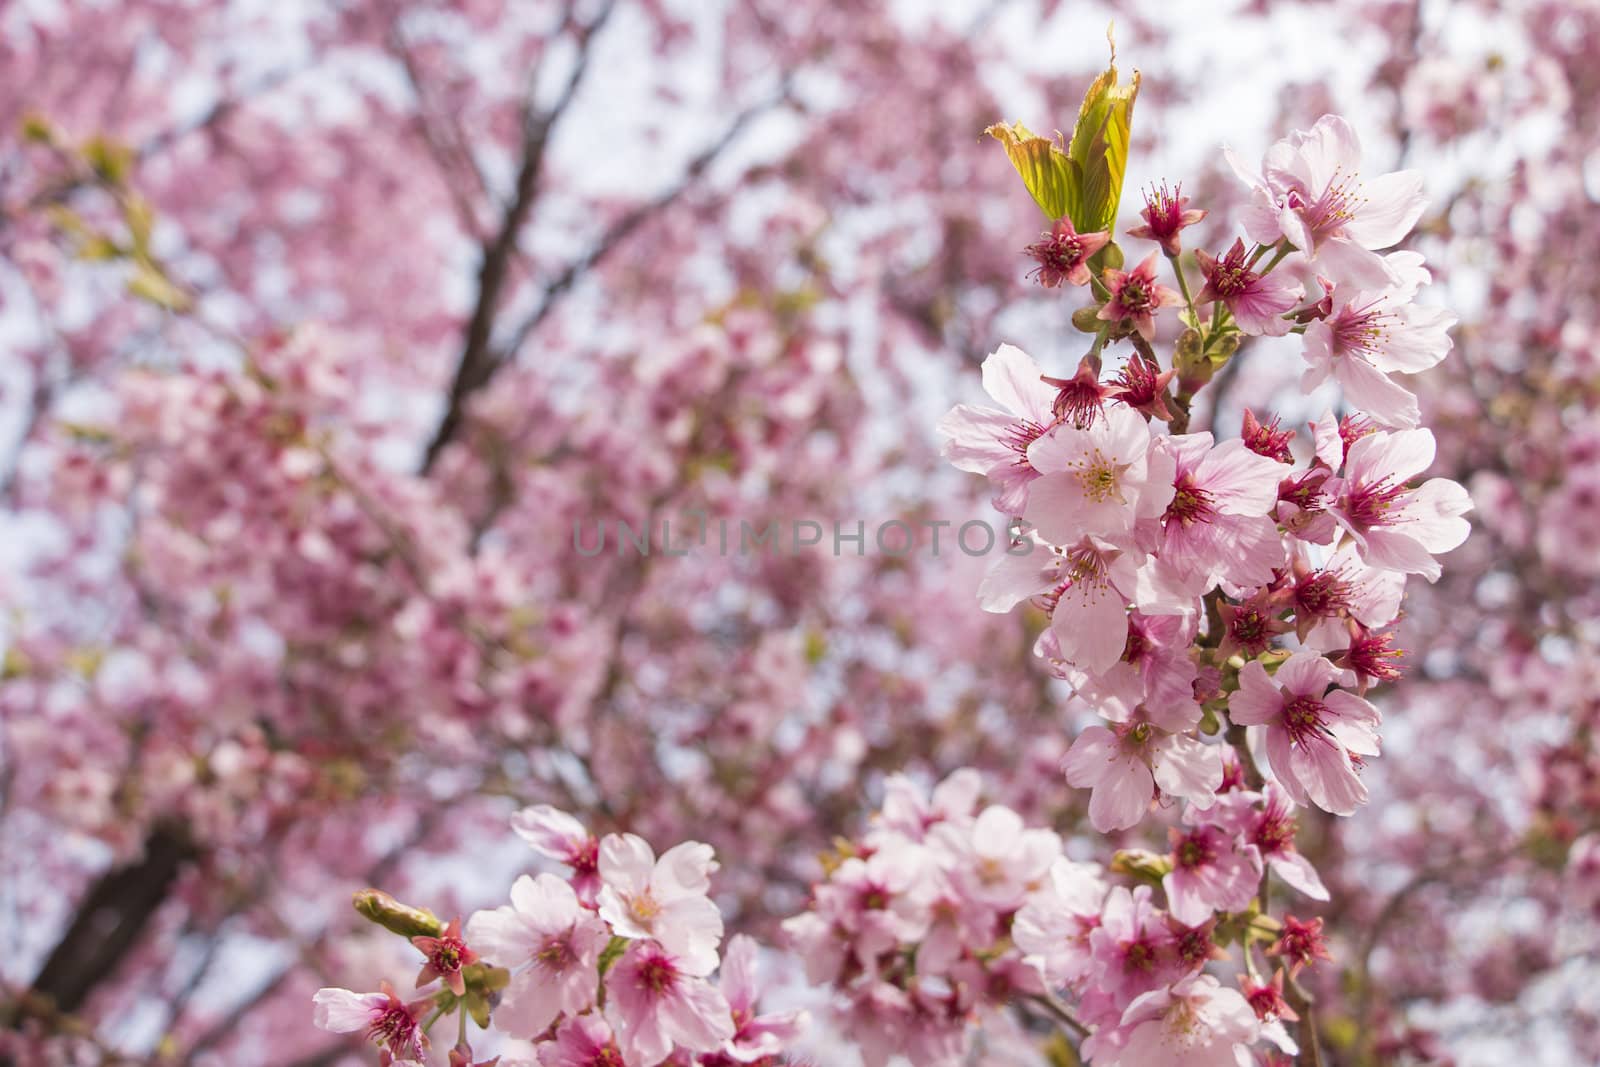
[311,981,428,1062]
[512,805,603,905]
[1084,886,1187,1009]
[1102,973,1263,1067]
[1025,217,1112,287]
[1144,433,1288,592]
[597,834,724,975]
[1213,785,1329,901]
[605,942,736,1066]
[464,873,610,1038]
[938,343,1060,515]
[931,803,1061,909]
[716,934,806,1062]
[1228,652,1381,816]
[1230,113,1427,288]
[1127,182,1207,256]
[1195,238,1303,336]
[536,1013,626,1067]
[1098,251,1183,340]
[1328,427,1473,580]
[1161,812,1264,925]
[1063,716,1223,832]
[1013,858,1110,988]
[1025,402,1176,547]
[1039,537,1146,675]
[1301,269,1456,428]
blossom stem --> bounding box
[1167,250,1200,327]
[1027,993,1090,1039]
[1257,241,1293,275]
[1284,979,1326,1067]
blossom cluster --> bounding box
[313,807,802,1067]
[783,768,1335,1066]
[942,114,1470,832]
[915,113,1467,1059]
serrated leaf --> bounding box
[1066,65,1140,234]
[985,121,1074,220]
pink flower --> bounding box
[1098,251,1183,340]
[1213,785,1328,901]
[1042,354,1119,430]
[1228,653,1381,816]
[1214,593,1292,661]
[604,941,736,1066]
[1229,114,1427,289]
[1241,409,1295,464]
[312,981,429,1062]
[1289,542,1405,645]
[1025,403,1175,548]
[1058,611,1199,719]
[931,803,1061,909]
[1327,427,1473,580]
[1084,886,1186,1009]
[1161,814,1264,926]
[1111,353,1177,422]
[874,768,981,843]
[512,805,602,905]
[938,343,1059,514]
[412,917,480,996]
[1301,265,1455,428]
[1063,714,1223,832]
[1238,970,1298,1024]
[464,873,610,1038]
[716,934,805,1061]
[780,839,930,983]
[597,834,724,975]
[1195,238,1303,336]
[1144,433,1288,593]
[1126,182,1207,256]
[1039,537,1144,675]
[1013,858,1109,988]
[1102,973,1261,1067]
[1268,914,1333,976]
[537,1012,624,1067]
[1025,217,1112,288]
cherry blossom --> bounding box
[1228,653,1382,816]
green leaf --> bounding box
[127,263,190,310]
[1065,63,1140,235]
[597,935,628,977]
[985,121,1074,221]
[464,991,492,1029]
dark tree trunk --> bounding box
[7,823,195,1032]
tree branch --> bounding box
[419,0,620,474]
